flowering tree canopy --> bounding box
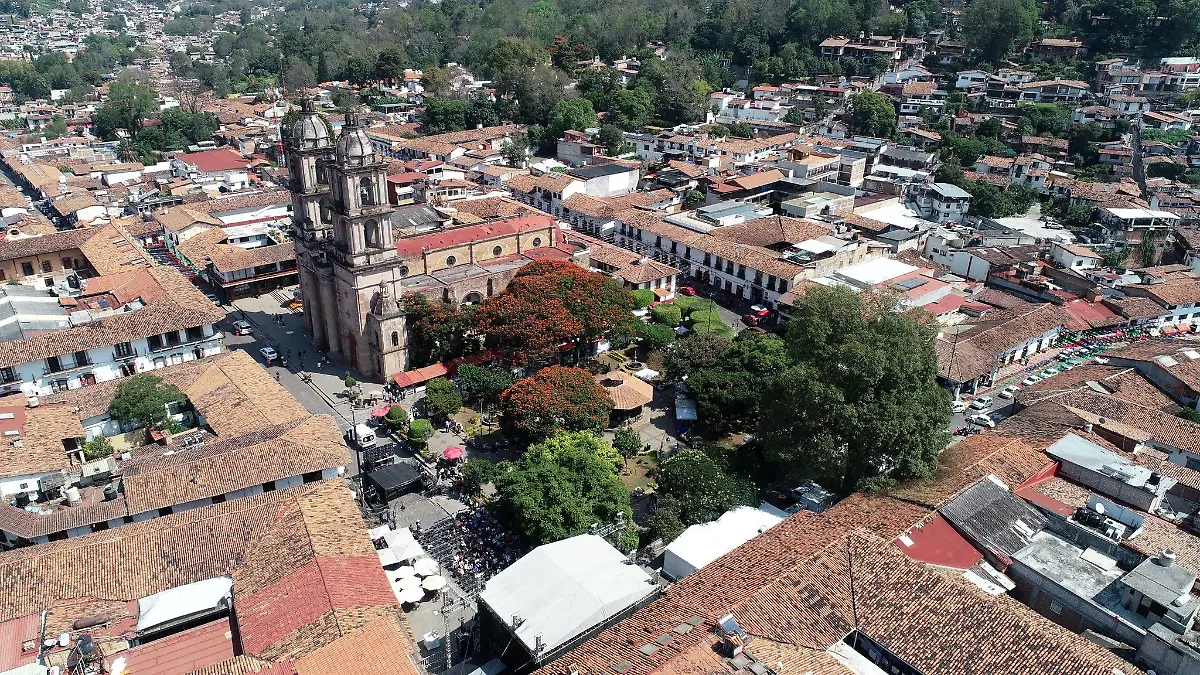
[475,260,636,363]
[499,365,614,438]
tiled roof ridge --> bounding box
[121,418,311,474]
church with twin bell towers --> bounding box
[286,98,569,379]
[287,99,409,379]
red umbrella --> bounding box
[371,405,391,418]
[442,446,464,461]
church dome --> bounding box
[290,97,330,150]
[335,111,375,166]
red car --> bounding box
[678,286,696,296]
[741,314,761,327]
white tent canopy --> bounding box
[136,577,233,632]
[662,506,783,580]
[479,534,657,658]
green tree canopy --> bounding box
[424,377,464,418]
[650,303,682,326]
[493,430,635,549]
[962,0,1038,62]
[759,286,950,494]
[631,289,656,308]
[636,322,676,351]
[686,331,791,426]
[613,426,642,466]
[108,373,185,428]
[533,430,622,471]
[94,81,156,139]
[656,448,757,526]
[384,404,410,428]
[549,97,597,138]
[422,97,468,134]
[456,364,515,405]
[408,418,435,446]
[846,91,895,138]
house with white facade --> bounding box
[0,266,226,399]
[910,182,972,224]
[0,350,347,549]
[1050,242,1102,271]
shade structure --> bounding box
[371,405,391,418]
[377,548,400,567]
[398,585,426,604]
[395,565,418,578]
[414,558,439,576]
[442,446,464,461]
[422,575,447,591]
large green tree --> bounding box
[656,448,757,526]
[456,365,515,405]
[108,373,186,428]
[94,81,156,140]
[493,431,635,549]
[677,331,791,427]
[759,286,950,494]
[846,91,895,138]
[962,0,1038,63]
[424,377,464,419]
[548,97,597,138]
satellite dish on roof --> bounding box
[1093,502,1105,515]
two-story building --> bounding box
[910,182,972,224]
[0,349,346,549]
[0,266,226,398]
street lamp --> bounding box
[345,382,363,475]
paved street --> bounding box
[228,290,478,476]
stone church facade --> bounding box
[286,100,577,379]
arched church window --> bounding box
[364,219,379,247]
[391,331,399,347]
[359,177,376,206]
[319,198,332,224]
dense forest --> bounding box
[164,0,1200,89]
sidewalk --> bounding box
[230,293,383,423]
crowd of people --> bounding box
[416,507,527,594]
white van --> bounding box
[348,423,376,448]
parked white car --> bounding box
[968,413,995,428]
[970,396,993,410]
[998,386,1018,400]
[259,346,278,362]
[952,400,969,413]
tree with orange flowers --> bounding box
[475,260,636,364]
[499,365,614,438]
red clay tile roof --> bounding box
[0,267,226,369]
[0,481,399,662]
[395,214,556,257]
[176,149,249,174]
[538,521,1138,675]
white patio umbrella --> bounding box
[398,585,425,604]
[421,575,447,591]
[394,565,418,578]
[413,558,439,576]
[394,575,423,591]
